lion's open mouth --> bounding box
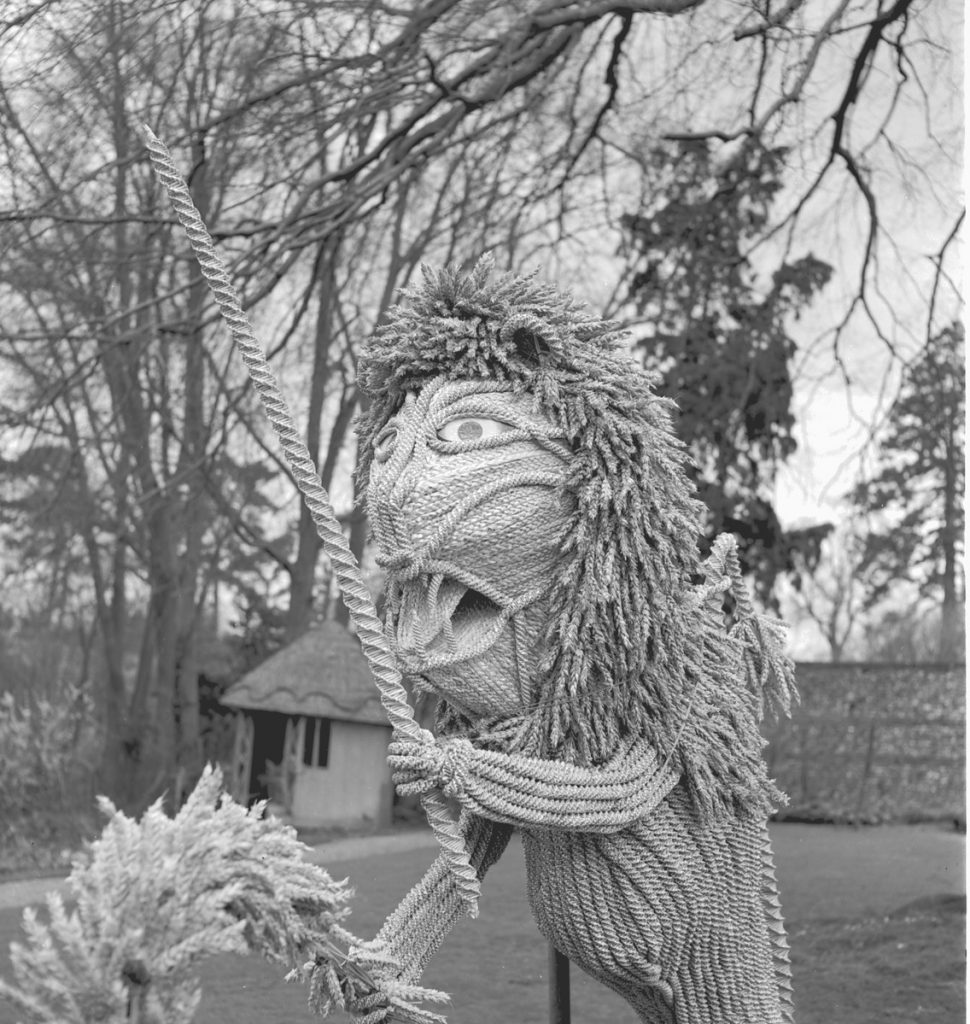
[393,574,506,669]
[453,586,501,620]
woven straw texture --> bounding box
[354,258,798,1024]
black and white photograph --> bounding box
[0,3,964,1023]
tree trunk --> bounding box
[938,413,961,663]
[172,129,211,796]
[95,11,155,804]
[285,239,345,640]
[334,435,370,630]
[141,502,182,805]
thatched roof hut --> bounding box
[221,619,384,723]
[221,621,392,828]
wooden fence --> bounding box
[763,662,965,824]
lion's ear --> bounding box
[497,311,562,368]
[511,326,551,364]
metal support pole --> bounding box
[548,941,571,1024]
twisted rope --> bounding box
[140,125,480,915]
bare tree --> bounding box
[784,520,869,661]
[0,0,300,804]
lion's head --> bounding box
[357,256,782,818]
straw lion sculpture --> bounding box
[337,257,798,1024]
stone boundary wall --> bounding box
[764,662,965,824]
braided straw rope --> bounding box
[140,125,480,915]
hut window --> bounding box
[303,718,331,768]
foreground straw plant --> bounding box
[0,767,445,1024]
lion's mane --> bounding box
[356,256,790,819]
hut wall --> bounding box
[292,720,393,826]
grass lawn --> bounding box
[788,895,964,1022]
[1,824,964,1024]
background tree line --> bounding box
[0,0,963,821]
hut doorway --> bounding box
[248,709,289,802]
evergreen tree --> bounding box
[852,322,965,662]
[622,140,832,603]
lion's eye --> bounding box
[437,417,514,443]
